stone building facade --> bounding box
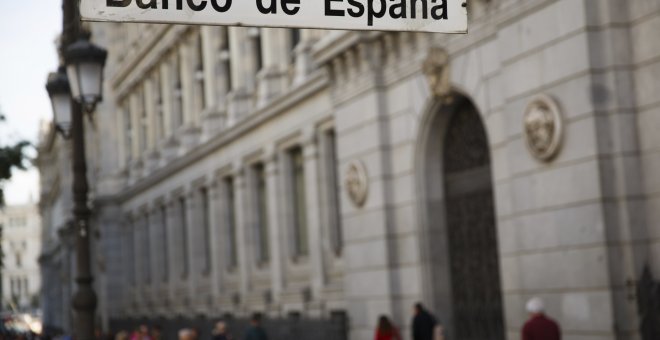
[40,0,660,339]
[0,203,42,312]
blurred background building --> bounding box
[38,0,660,339]
[0,202,42,313]
[37,119,76,332]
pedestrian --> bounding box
[150,326,162,340]
[115,331,129,340]
[411,303,438,340]
[242,313,268,340]
[374,315,401,340]
[212,321,232,340]
[522,297,561,340]
[131,325,152,340]
[178,329,195,340]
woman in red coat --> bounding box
[375,315,402,340]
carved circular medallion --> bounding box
[345,161,368,208]
[523,95,563,162]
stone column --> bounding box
[200,27,218,110]
[159,58,179,164]
[132,214,144,312]
[233,165,252,300]
[129,93,142,158]
[264,147,285,304]
[302,128,326,303]
[257,29,289,107]
[124,218,134,311]
[228,28,248,91]
[208,179,224,302]
[143,211,154,310]
[148,205,162,309]
[200,26,224,138]
[179,36,201,150]
[293,30,321,86]
[189,188,204,277]
[160,61,173,138]
[143,78,159,172]
[143,78,156,150]
[227,28,255,124]
[180,39,195,128]
[128,93,143,180]
[185,188,198,306]
[165,197,179,311]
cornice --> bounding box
[110,70,329,202]
[312,31,383,67]
[110,24,190,98]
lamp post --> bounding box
[45,12,107,340]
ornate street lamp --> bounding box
[45,31,107,340]
[64,37,107,113]
[45,67,72,138]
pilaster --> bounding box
[233,164,252,302]
[184,188,199,311]
[208,179,224,308]
[265,146,285,304]
[166,193,185,311]
[257,28,290,107]
[179,37,202,152]
[302,128,326,307]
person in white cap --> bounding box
[521,297,561,340]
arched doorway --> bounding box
[418,94,504,340]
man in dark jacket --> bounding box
[522,297,561,340]
[243,313,268,340]
[411,303,438,340]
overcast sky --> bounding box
[0,1,61,205]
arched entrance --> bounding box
[417,94,504,340]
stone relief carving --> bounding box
[345,161,368,208]
[523,95,563,162]
[422,47,453,104]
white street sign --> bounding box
[80,0,467,33]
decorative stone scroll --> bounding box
[523,95,563,162]
[345,161,368,208]
[422,47,453,104]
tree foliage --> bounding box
[0,113,29,207]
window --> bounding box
[324,130,343,256]
[225,177,238,269]
[200,187,212,274]
[16,252,22,267]
[290,147,308,257]
[179,197,189,278]
[161,205,169,282]
[253,164,269,264]
[290,29,301,62]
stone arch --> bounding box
[415,91,504,340]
